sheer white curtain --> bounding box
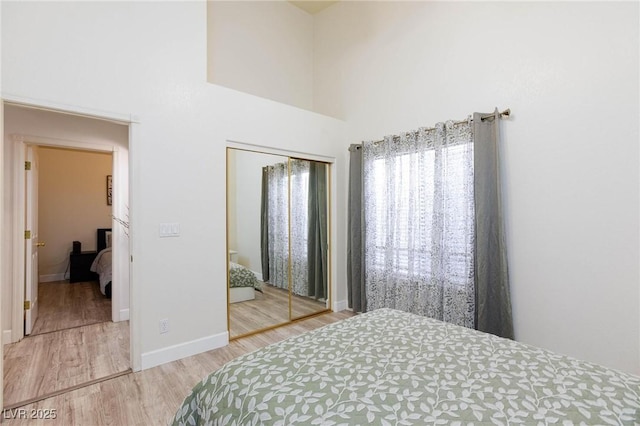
[266,160,311,296]
[363,121,475,328]
[266,163,289,289]
[290,159,310,296]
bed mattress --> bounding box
[173,308,640,425]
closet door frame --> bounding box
[226,141,334,340]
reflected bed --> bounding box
[90,228,112,297]
[229,262,263,303]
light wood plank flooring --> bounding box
[5,280,125,408]
[3,321,130,408]
[229,283,328,338]
[1,310,355,425]
[31,281,111,336]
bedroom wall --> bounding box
[1,1,346,370]
[313,2,640,374]
[207,1,314,110]
[2,105,130,342]
[38,147,112,280]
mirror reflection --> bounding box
[227,149,330,339]
[287,159,328,319]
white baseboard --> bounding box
[119,308,130,321]
[39,273,66,283]
[140,331,229,370]
[333,299,348,312]
[3,330,12,345]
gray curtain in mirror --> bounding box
[262,160,325,298]
[307,162,328,300]
[346,111,514,339]
[473,109,514,339]
[347,144,366,312]
[260,167,270,282]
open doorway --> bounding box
[2,104,131,408]
[30,146,114,336]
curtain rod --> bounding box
[351,108,511,149]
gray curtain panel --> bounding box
[307,162,328,300]
[260,166,270,282]
[473,109,514,339]
[347,144,366,312]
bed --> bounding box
[90,228,112,297]
[173,308,640,425]
[229,262,263,303]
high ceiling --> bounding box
[288,1,339,15]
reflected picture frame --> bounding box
[107,175,113,205]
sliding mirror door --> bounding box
[289,159,330,319]
[227,149,290,338]
[228,149,331,339]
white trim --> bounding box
[111,149,121,323]
[119,308,130,321]
[140,331,229,370]
[18,134,114,153]
[11,136,25,343]
[333,299,348,312]
[39,273,65,283]
[226,140,336,164]
[0,94,4,409]
[1,93,137,125]
[129,121,141,372]
[2,331,11,345]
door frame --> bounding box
[23,144,40,335]
[11,135,124,337]
[1,96,140,378]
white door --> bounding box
[24,145,40,335]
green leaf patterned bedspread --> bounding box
[173,308,640,425]
[229,262,262,292]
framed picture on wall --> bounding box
[107,175,113,206]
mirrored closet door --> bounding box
[227,148,331,339]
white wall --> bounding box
[314,1,639,374]
[38,147,113,278]
[1,1,346,369]
[3,105,130,339]
[207,1,314,110]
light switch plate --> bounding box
[159,222,180,238]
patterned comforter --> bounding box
[173,309,640,425]
[229,262,262,292]
[90,247,112,296]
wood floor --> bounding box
[3,280,128,409]
[31,281,111,336]
[3,321,130,408]
[229,283,328,338]
[1,310,355,425]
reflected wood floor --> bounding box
[31,280,111,336]
[229,283,327,338]
[1,311,355,425]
